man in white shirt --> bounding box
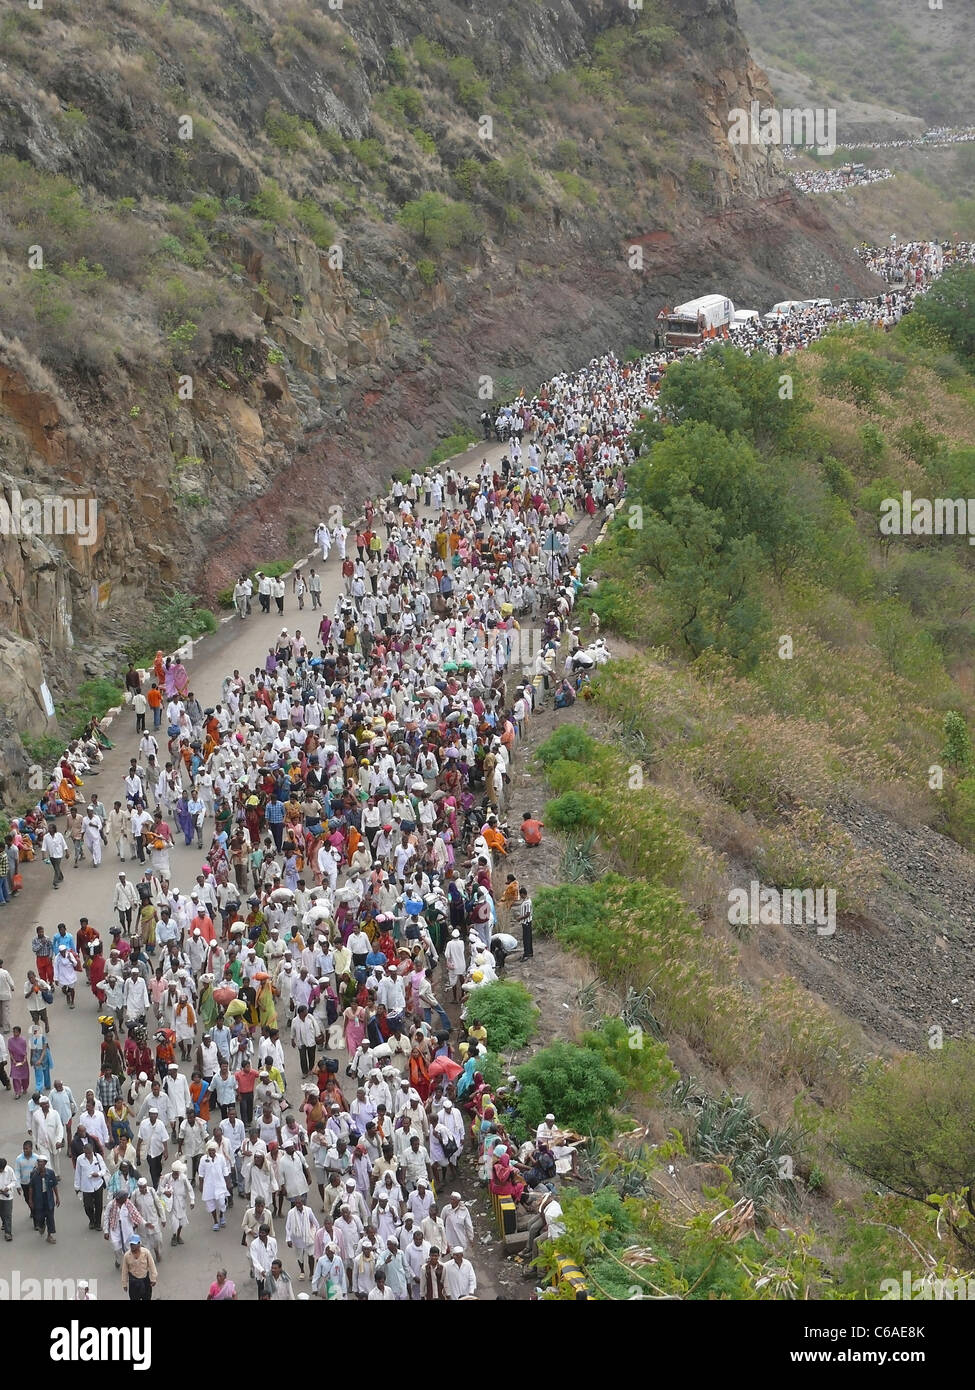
[199,1140,232,1229]
[41,824,67,888]
[249,1225,278,1294]
[74,1142,109,1231]
[123,969,150,1026]
[31,1098,65,1174]
[113,873,140,934]
[443,1246,477,1299]
[136,1107,169,1189]
[443,1191,474,1253]
[526,1191,565,1264]
[444,930,466,1002]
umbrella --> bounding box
[428,1056,463,1081]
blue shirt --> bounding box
[15,1153,37,1184]
[265,800,284,825]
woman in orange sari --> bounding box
[408,1042,431,1102]
[190,1071,210,1124]
[57,776,78,809]
[153,650,166,686]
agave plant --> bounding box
[620,984,664,1040]
[562,833,600,882]
[682,1092,805,1222]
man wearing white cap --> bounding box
[284,1192,320,1280]
[113,873,140,934]
[132,1175,167,1261]
[278,1140,310,1204]
[420,1203,447,1253]
[199,1140,231,1230]
[343,1175,369,1227]
[123,968,150,1028]
[136,1106,169,1189]
[443,1245,477,1300]
[160,1159,195,1244]
[30,1096,65,1175]
[443,1192,474,1253]
[377,1234,408,1300]
[536,1113,559,1148]
[351,1238,378,1298]
[431,1098,464,1184]
[163,1064,191,1133]
[311,1241,348,1300]
[444,930,466,1002]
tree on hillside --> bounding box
[835,1040,975,1255]
[911,266,975,365]
[658,347,810,448]
[396,192,481,252]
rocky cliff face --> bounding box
[0,0,877,808]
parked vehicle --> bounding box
[661,294,735,347]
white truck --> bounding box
[661,294,735,348]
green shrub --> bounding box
[125,588,216,666]
[416,258,437,287]
[250,179,292,226]
[426,427,478,466]
[412,36,445,73]
[514,1041,625,1139]
[467,981,539,1051]
[412,127,436,156]
[581,1018,678,1097]
[294,197,336,249]
[545,790,603,830]
[536,725,597,767]
[189,195,221,225]
[385,86,424,124]
[942,711,973,770]
[58,678,126,738]
[387,46,408,81]
[533,882,604,938]
[264,105,316,152]
[21,734,69,765]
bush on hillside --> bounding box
[467,981,539,1051]
[544,790,603,830]
[514,1040,625,1138]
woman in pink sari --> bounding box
[489,1141,526,1202]
[343,1003,367,1056]
[164,659,188,699]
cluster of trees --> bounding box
[617,348,813,664]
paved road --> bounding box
[0,435,510,1301]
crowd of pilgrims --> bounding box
[2,349,652,1299]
